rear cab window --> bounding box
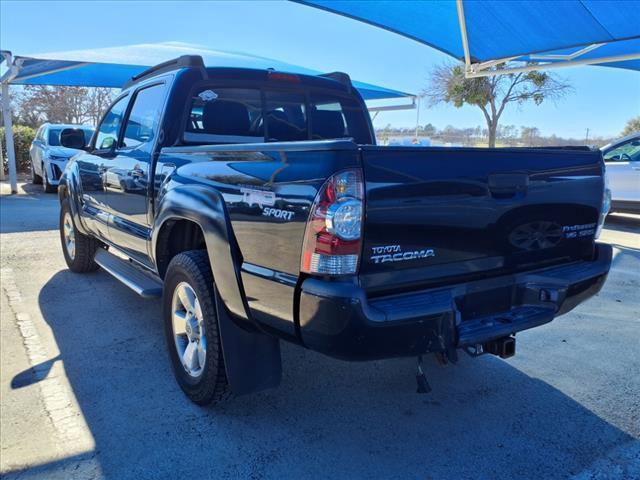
[182,81,371,145]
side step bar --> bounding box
[94,248,163,298]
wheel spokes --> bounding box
[177,285,196,313]
[172,310,187,336]
[182,341,199,372]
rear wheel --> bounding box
[42,164,56,193]
[163,250,230,405]
[31,160,42,184]
[59,199,99,272]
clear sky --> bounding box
[1,0,639,139]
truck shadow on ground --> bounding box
[6,264,635,479]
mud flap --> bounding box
[215,288,282,396]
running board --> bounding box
[94,249,163,298]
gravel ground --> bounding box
[1,183,639,479]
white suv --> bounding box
[30,123,94,193]
[601,132,640,214]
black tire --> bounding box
[59,199,100,273]
[31,160,42,184]
[43,164,56,193]
[163,250,230,405]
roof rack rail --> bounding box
[319,71,352,90]
[123,55,206,88]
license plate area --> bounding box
[456,286,514,321]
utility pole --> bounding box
[585,127,590,144]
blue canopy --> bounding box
[296,0,640,73]
[2,42,411,101]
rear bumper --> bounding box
[298,243,612,360]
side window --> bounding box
[264,91,308,142]
[603,138,640,162]
[95,95,129,150]
[121,83,167,149]
[48,128,62,146]
[35,126,45,143]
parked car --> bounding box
[57,56,611,405]
[30,123,94,192]
[601,132,640,214]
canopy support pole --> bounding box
[1,82,18,194]
[465,51,640,78]
[456,0,472,70]
[367,96,417,113]
[1,51,19,193]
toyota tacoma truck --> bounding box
[57,56,612,404]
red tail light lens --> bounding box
[301,169,364,275]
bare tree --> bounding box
[86,87,116,125]
[15,86,115,127]
[423,63,572,147]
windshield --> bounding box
[48,128,95,147]
[603,137,640,162]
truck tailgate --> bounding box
[359,146,604,295]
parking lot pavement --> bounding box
[1,185,639,480]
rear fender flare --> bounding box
[152,184,250,322]
[152,184,282,395]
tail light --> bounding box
[301,169,364,275]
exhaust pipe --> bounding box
[484,336,516,359]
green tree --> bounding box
[423,63,572,147]
[0,125,36,172]
[621,116,640,136]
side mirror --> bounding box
[95,136,117,158]
[60,128,87,150]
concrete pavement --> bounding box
[1,183,639,479]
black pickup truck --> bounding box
[58,56,612,404]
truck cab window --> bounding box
[264,91,308,142]
[95,96,129,150]
[121,84,167,149]
[185,88,263,144]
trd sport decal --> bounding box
[369,245,435,264]
[263,207,295,221]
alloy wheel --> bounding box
[62,212,76,260]
[171,282,207,378]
